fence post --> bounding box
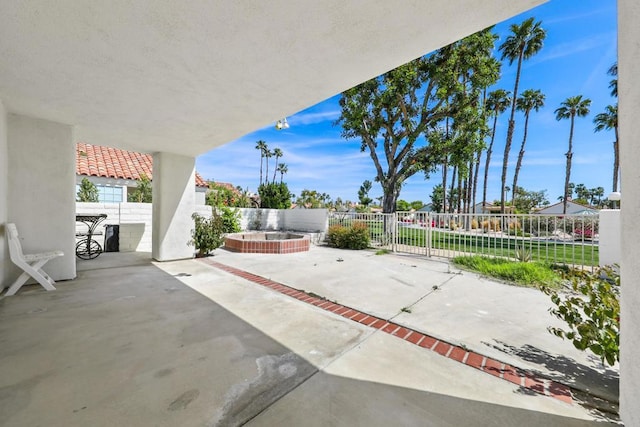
[426,212,431,257]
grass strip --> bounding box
[453,255,563,288]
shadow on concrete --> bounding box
[486,339,619,416]
[248,372,619,426]
[0,258,620,426]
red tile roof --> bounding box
[76,142,208,187]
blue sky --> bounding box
[197,0,618,205]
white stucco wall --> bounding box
[76,202,211,252]
[152,152,196,261]
[237,208,283,231]
[236,208,328,232]
[598,210,620,267]
[283,209,328,232]
[0,100,9,288]
[6,114,76,284]
[619,1,639,424]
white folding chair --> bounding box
[5,223,64,296]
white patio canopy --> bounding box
[1,1,639,424]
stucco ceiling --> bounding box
[0,1,545,157]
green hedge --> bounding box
[327,222,370,249]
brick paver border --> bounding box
[199,258,573,405]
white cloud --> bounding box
[290,110,341,126]
[531,31,615,65]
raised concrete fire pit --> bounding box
[224,232,310,254]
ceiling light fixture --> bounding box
[275,118,290,130]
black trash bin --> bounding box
[104,224,120,252]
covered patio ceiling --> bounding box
[0,0,545,157]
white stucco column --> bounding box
[152,152,196,261]
[0,100,9,287]
[4,114,76,286]
[598,210,620,267]
[619,1,639,424]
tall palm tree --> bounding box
[255,140,268,186]
[264,149,273,185]
[555,95,591,214]
[272,148,283,183]
[512,89,545,205]
[482,89,511,209]
[498,17,546,213]
[594,104,619,192]
[276,163,288,184]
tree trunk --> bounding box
[563,116,576,214]
[259,156,263,186]
[442,160,448,213]
[457,168,463,214]
[449,165,457,213]
[483,114,498,210]
[512,111,531,206]
[472,149,481,213]
[466,159,474,214]
[382,184,398,214]
[501,50,524,213]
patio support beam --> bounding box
[151,152,196,261]
[3,113,76,287]
[0,100,9,287]
[619,1,639,424]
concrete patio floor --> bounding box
[0,248,619,426]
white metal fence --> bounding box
[329,211,600,270]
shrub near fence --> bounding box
[328,211,600,269]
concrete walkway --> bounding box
[0,248,619,426]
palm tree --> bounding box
[482,89,511,209]
[272,148,283,183]
[498,17,546,213]
[594,104,619,192]
[264,149,273,184]
[555,95,591,214]
[276,163,288,184]
[512,89,545,205]
[255,140,268,186]
[608,62,618,98]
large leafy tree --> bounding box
[337,61,446,213]
[337,29,498,214]
[512,89,545,204]
[481,89,511,209]
[436,32,499,215]
[555,95,591,214]
[593,104,619,192]
[512,186,549,213]
[498,17,546,213]
[259,182,292,209]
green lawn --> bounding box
[329,218,599,267]
[452,255,564,288]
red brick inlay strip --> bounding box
[199,258,573,405]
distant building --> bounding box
[417,203,434,212]
[76,143,209,203]
[533,200,598,215]
[471,202,515,214]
